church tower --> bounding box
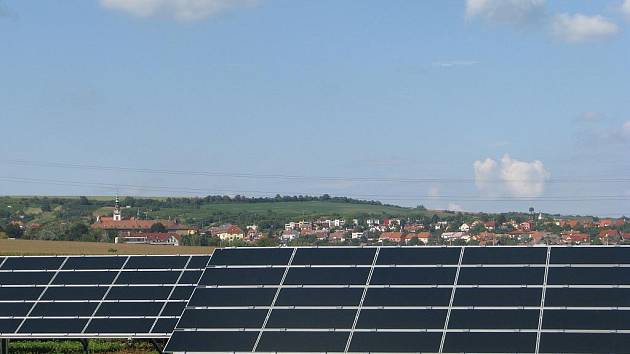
[113,195,122,221]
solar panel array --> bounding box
[166,246,630,353]
[0,255,209,338]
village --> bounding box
[91,198,629,247]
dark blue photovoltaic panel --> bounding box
[178,309,267,329]
[0,272,53,285]
[151,318,179,334]
[458,267,544,285]
[453,288,541,307]
[209,248,293,266]
[443,332,537,353]
[188,288,276,307]
[0,320,21,334]
[53,271,116,285]
[377,247,461,265]
[267,309,356,329]
[357,309,446,329]
[364,288,452,306]
[19,319,88,334]
[540,333,630,353]
[550,247,630,264]
[96,302,163,317]
[292,248,376,265]
[0,287,43,301]
[30,302,97,317]
[186,255,211,269]
[257,331,349,353]
[543,310,630,330]
[124,256,188,269]
[448,309,540,329]
[41,286,106,301]
[462,247,547,264]
[284,267,369,285]
[370,267,456,285]
[62,256,126,270]
[85,318,155,334]
[106,286,172,300]
[116,271,180,284]
[0,255,208,339]
[548,267,630,285]
[276,288,363,307]
[349,332,443,353]
[161,302,186,316]
[1,257,64,270]
[199,267,285,286]
[546,288,630,307]
[170,286,195,301]
[165,331,258,352]
[0,303,33,317]
[178,270,202,284]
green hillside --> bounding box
[151,200,437,221]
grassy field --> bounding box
[151,200,439,220]
[0,239,214,256]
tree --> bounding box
[150,222,167,233]
[470,223,486,235]
[79,196,91,205]
[4,223,23,238]
[67,223,89,241]
[496,214,507,226]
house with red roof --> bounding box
[561,231,589,244]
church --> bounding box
[91,196,196,235]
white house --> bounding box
[459,223,470,232]
[351,232,365,239]
[442,232,470,242]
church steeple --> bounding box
[113,195,122,221]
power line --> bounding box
[1,176,629,202]
[2,159,629,184]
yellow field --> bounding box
[0,239,214,256]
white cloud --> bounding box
[552,14,619,42]
[473,154,550,197]
[100,0,256,21]
[623,0,630,18]
[465,0,546,25]
[499,155,550,197]
[473,158,499,196]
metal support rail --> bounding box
[80,256,131,334]
[148,255,193,334]
[163,253,214,352]
[15,256,69,333]
[535,246,551,354]
[252,248,297,352]
[345,247,380,353]
[439,247,465,353]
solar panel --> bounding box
[5,246,630,352]
[166,246,630,353]
[0,254,208,339]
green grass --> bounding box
[9,339,161,353]
[150,200,440,220]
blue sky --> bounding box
[0,0,629,216]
